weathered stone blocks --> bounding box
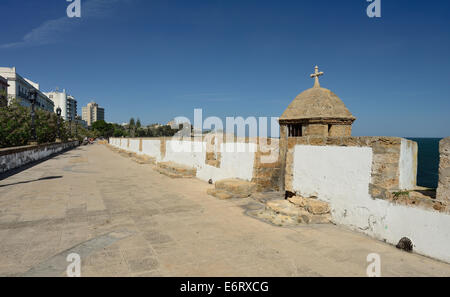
[156,162,197,178]
[207,178,257,199]
[215,179,256,196]
[304,124,328,136]
[252,141,281,191]
[329,125,352,137]
[304,199,330,215]
[288,196,330,215]
[437,137,450,203]
[265,196,331,225]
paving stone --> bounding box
[126,257,159,273]
[214,178,257,197]
[0,144,448,277]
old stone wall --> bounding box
[304,124,328,136]
[251,138,281,191]
[109,137,280,188]
[0,141,79,174]
[289,141,450,263]
[328,125,352,137]
[284,136,417,197]
[109,136,450,263]
[437,137,450,203]
[205,134,221,168]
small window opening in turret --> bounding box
[288,124,303,137]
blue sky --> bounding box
[1,0,449,137]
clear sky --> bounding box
[1,0,449,137]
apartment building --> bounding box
[82,101,105,126]
[0,67,54,112]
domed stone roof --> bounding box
[280,87,355,121]
[279,66,355,123]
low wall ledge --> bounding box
[0,141,79,157]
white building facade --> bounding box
[0,67,54,112]
[44,90,78,121]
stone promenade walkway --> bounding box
[0,144,449,276]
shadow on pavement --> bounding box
[0,176,63,188]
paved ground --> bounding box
[0,144,449,277]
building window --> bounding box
[288,124,303,137]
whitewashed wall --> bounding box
[109,138,257,182]
[164,140,206,168]
[399,139,418,189]
[142,139,161,161]
[110,138,120,148]
[197,142,256,182]
[0,141,79,173]
[128,139,141,154]
[120,139,128,150]
[292,145,450,263]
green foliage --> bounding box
[0,99,70,148]
[0,101,31,147]
[136,124,179,137]
[112,124,127,137]
[36,109,69,143]
[128,117,136,137]
[0,90,7,107]
[91,120,114,138]
[136,118,141,130]
[66,119,95,141]
[393,190,410,199]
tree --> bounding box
[0,100,31,147]
[0,90,7,107]
[129,117,135,137]
[136,118,141,130]
[91,120,114,138]
[0,99,71,148]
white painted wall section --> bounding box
[142,139,161,161]
[292,144,450,263]
[128,139,140,154]
[164,140,206,168]
[197,142,256,182]
[399,139,417,190]
[292,145,373,200]
[109,138,258,183]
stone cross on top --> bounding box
[310,65,324,88]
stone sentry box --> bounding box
[279,66,357,190]
[278,66,356,139]
[278,66,418,195]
